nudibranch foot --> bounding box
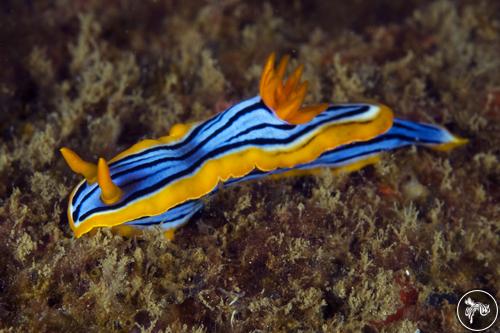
[114,199,204,239]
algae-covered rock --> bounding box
[0,1,498,332]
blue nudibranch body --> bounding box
[61,53,466,238]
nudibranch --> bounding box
[61,53,466,238]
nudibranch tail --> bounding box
[60,147,97,183]
[386,119,469,152]
[97,158,123,205]
[260,53,328,124]
[429,134,469,152]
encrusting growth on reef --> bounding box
[0,1,498,332]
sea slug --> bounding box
[61,54,466,238]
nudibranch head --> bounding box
[259,53,328,124]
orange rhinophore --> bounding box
[60,148,97,184]
[97,158,123,205]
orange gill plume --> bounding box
[259,53,328,124]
